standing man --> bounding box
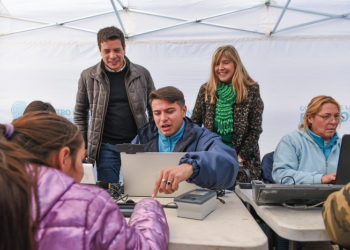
[74,26,155,183]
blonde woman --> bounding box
[191,45,264,181]
[273,96,343,184]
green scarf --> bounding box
[215,82,236,135]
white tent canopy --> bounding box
[1,0,350,157]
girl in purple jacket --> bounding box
[0,112,169,250]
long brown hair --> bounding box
[0,112,83,250]
[206,45,256,104]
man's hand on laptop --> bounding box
[152,163,194,198]
[321,172,336,184]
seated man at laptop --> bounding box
[273,95,342,184]
[132,86,239,197]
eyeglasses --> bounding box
[315,114,344,123]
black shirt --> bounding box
[102,64,138,144]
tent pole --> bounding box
[127,4,265,38]
[198,4,265,21]
[128,4,264,22]
[62,25,97,33]
[110,0,128,38]
[0,14,48,24]
[0,10,115,37]
[128,21,194,38]
[200,22,264,34]
[271,0,291,34]
[0,23,98,37]
[0,24,55,36]
[128,19,264,38]
[128,9,186,21]
[0,11,115,26]
[275,12,350,33]
[270,4,350,20]
[116,0,126,9]
[58,11,114,24]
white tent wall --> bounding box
[1,0,350,157]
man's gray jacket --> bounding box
[74,56,155,163]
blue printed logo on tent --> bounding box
[11,101,27,119]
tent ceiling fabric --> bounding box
[0,0,350,157]
[1,0,349,39]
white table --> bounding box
[128,193,268,250]
[235,186,330,248]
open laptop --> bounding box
[121,152,196,197]
[252,135,350,205]
[335,134,350,185]
[252,180,343,205]
[81,163,97,184]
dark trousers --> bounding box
[96,143,121,183]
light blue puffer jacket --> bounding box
[272,129,341,184]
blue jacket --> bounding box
[272,129,341,184]
[132,117,239,189]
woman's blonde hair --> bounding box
[299,95,341,131]
[206,45,256,104]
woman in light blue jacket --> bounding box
[273,95,343,184]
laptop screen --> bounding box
[121,152,196,197]
[335,134,350,185]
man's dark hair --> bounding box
[24,101,56,115]
[149,87,185,107]
[97,26,125,49]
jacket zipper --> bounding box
[179,132,197,152]
[96,71,111,161]
[324,144,338,167]
[306,130,330,171]
[312,141,342,171]
[312,143,328,168]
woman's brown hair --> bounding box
[0,112,83,250]
[23,100,56,115]
[206,45,256,104]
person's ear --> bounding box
[123,45,126,54]
[306,114,313,125]
[182,105,187,118]
[55,147,71,172]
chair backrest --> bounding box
[261,152,275,183]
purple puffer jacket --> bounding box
[32,166,169,250]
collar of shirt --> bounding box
[158,120,186,152]
[309,129,339,151]
[105,59,126,73]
